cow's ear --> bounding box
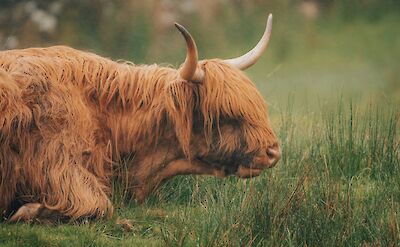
[175,23,204,83]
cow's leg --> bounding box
[44,164,113,222]
[8,203,42,223]
[9,165,113,223]
[8,203,74,223]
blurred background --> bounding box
[0,0,399,112]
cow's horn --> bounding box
[175,23,204,82]
[224,14,273,70]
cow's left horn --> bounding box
[175,23,204,82]
[224,14,273,70]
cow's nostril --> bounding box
[266,144,281,167]
[252,143,281,168]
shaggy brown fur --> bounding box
[0,46,279,222]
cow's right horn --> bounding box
[224,14,273,70]
[175,23,204,83]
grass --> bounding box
[1,13,399,247]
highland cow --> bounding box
[0,14,280,222]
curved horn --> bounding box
[224,14,273,70]
[175,23,204,82]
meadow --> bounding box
[0,3,399,246]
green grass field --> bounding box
[1,14,399,247]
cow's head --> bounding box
[173,14,280,178]
[129,14,280,201]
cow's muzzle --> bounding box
[253,143,281,169]
[236,143,281,178]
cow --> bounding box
[0,14,280,223]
